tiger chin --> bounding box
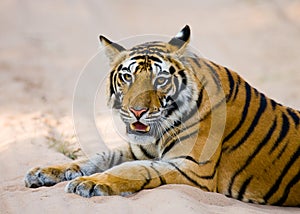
[24,25,300,207]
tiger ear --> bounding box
[168,25,191,54]
[99,35,126,63]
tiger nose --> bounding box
[129,107,148,119]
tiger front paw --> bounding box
[65,174,134,197]
[65,176,110,197]
[24,164,84,188]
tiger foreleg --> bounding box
[24,145,134,188]
[65,159,212,197]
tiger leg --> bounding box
[65,159,215,197]
[24,145,134,188]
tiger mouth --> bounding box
[130,121,150,133]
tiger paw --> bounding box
[65,175,134,197]
[65,176,110,197]
[24,164,84,188]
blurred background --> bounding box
[1,0,300,160]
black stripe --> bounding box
[237,176,253,201]
[155,120,182,146]
[172,77,180,97]
[203,61,221,92]
[199,75,208,88]
[228,117,277,196]
[170,70,187,101]
[196,87,205,109]
[286,108,300,127]
[253,88,259,97]
[270,99,277,110]
[148,55,163,63]
[273,169,300,206]
[165,86,203,127]
[113,92,122,109]
[139,145,156,159]
[160,86,205,145]
[224,67,235,101]
[150,165,166,185]
[228,93,268,153]
[167,162,210,191]
[127,62,136,71]
[172,155,199,165]
[210,61,221,69]
[161,129,198,158]
[130,49,166,57]
[180,85,204,120]
[112,70,118,91]
[130,43,166,48]
[161,140,177,158]
[178,69,187,91]
[275,142,288,162]
[130,55,145,61]
[108,151,116,168]
[162,85,204,137]
[129,144,138,160]
[162,118,197,146]
[148,47,166,53]
[232,76,241,101]
[223,82,252,146]
[179,86,204,123]
[139,166,152,190]
[195,155,222,180]
[164,101,180,118]
[269,112,290,154]
[264,146,300,203]
[169,66,176,74]
[199,97,226,123]
[130,55,162,63]
[191,54,202,68]
[117,64,123,71]
[109,70,116,96]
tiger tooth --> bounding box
[145,126,150,132]
[130,124,135,130]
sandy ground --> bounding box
[1,0,300,213]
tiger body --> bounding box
[24,26,300,206]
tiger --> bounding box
[24,25,300,207]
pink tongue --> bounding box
[133,122,148,131]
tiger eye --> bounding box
[123,73,132,82]
[156,77,167,84]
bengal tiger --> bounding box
[24,25,300,207]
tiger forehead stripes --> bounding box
[24,25,300,207]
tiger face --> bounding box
[100,27,200,144]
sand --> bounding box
[1,0,300,213]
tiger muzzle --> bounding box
[128,107,151,133]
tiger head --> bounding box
[100,26,200,144]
